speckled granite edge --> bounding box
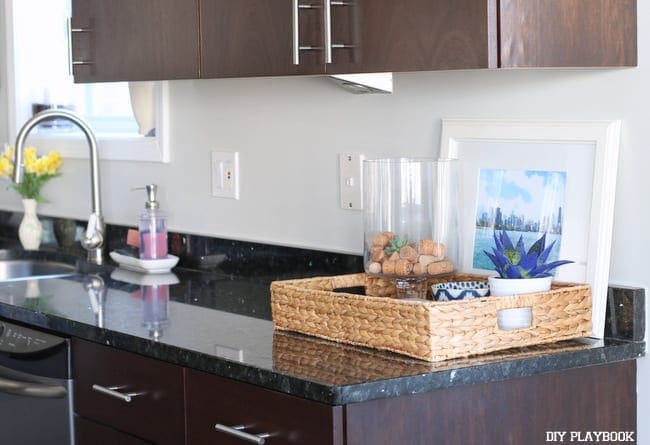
[0,302,643,406]
[336,340,645,404]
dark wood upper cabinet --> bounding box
[327,0,497,74]
[201,0,496,77]
[201,0,324,77]
[499,0,637,68]
[71,0,637,83]
[71,0,200,83]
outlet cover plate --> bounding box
[339,153,364,210]
[211,151,239,199]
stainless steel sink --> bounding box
[0,260,76,282]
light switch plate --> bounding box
[211,151,240,199]
[339,153,364,210]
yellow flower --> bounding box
[3,146,62,201]
[3,145,15,161]
[24,147,38,174]
[34,158,47,175]
[44,151,62,175]
[0,156,13,177]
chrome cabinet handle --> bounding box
[324,0,333,63]
[324,0,354,64]
[92,384,142,403]
[67,17,73,75]
[292,1,322,65]
[68,16,94,74]
[292,0,300,64]
[0,376,67,399]
[215,424,271,444]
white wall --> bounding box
[0,2,648,442]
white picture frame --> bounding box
[440,118,621,338]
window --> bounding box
[5,0,169,162]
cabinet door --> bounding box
[75,416,153,445]
[327,0,497,74]
[345,361,636,444]
[499,0,637,68]
[186,369,344,445]
[71,0,200,82]
[72,339,185,445]
[201,0,325,77]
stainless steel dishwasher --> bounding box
[0,319,74,445]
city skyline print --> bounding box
[472,169,568,270]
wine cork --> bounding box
[427,259,454,275]
[382,260,397,275]
[372,233,390,247]
[368,262,382,274]
[419,254,445,266]
[399,245,419,263]
[370,246,386,262]
[412,263,427,275]
[394,259,413,276]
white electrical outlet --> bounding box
[339,153,364,210]
[211,151,240,199]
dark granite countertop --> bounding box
[0,246,645,406]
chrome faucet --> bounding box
[12,109,105,264]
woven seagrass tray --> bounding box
[270,273,592,362]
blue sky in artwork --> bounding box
[482,170,533,203]
[476,169,567,223]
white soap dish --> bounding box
[109,251,179,274]
[110,268,179,286]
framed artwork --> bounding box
[439,119,621,338]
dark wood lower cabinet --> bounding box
[345,361,637,445]
[185,369,344,445]
[75,416,153,445]
[72,338,636,445]
[72,339,185,445]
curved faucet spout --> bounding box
[13,109,105,264]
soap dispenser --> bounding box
[137,184,168,260]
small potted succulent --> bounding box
[484,230,573,329]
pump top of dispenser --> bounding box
[137,184,160,210]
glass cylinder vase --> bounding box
[363,158,460,299]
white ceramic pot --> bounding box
[487,275,553,297]
[18,198,43,250]
[488,275,553,331]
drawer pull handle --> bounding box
[92,384,142,403]
[215,424,271,444]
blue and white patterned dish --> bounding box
[432,281,490,301]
